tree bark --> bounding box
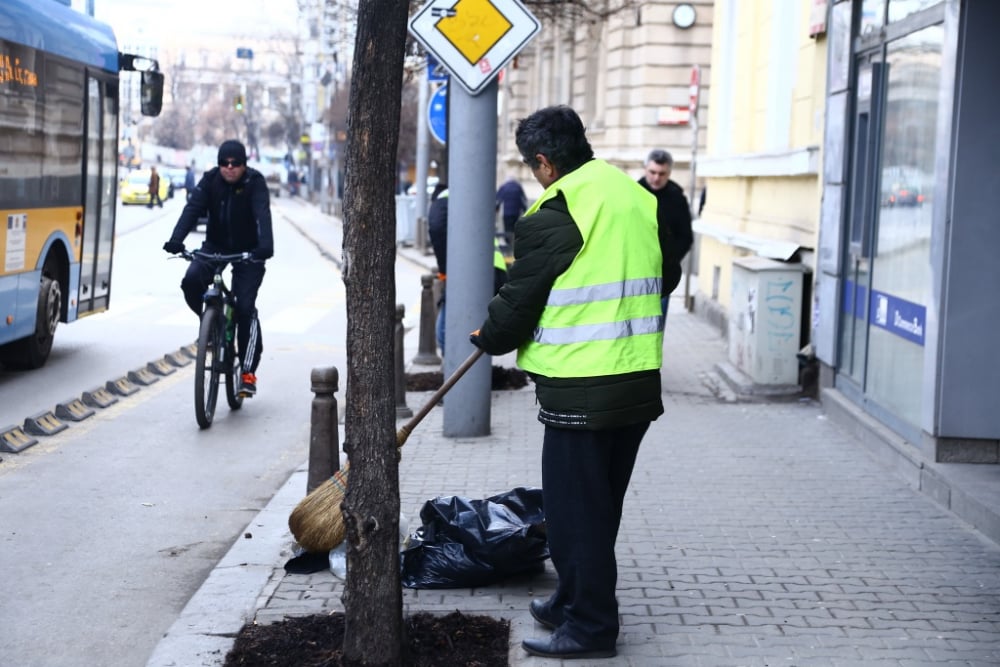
[340,0,411,664]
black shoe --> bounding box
[522,632,616,660]
[529,599,560,631]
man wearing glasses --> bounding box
[163,140,274,397]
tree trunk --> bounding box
[340,0,411,665]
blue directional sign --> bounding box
[428,84,447,145]
[426,53,449,82]
[236,47,254,59]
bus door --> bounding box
[78,74,118,316]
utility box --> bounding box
[728,257,807,386]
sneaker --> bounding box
[239,372,257,397]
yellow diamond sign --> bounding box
[409,0,540,95]
[438,0,512,66]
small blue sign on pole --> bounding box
[428,84,447,145]
[426,53,449,82]
[236,47,254,59]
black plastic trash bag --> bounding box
[400,487,548,589]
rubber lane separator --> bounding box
[55,398,96,422]
[128,367,160,386]
[106,377,141,397]
[82,386,119,408]
[0,425,38,453]
[147,358,177,376]
[23,410,69,436]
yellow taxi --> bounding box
[120,169,170,205]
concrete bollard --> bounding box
[308,366,340,494]
[413,273,442,365]
[395,304,414,419]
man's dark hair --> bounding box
[516,106,594,175]
[646,149,673,167]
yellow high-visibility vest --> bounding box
[517,160,663,378]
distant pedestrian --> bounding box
[637,149,693,320]
[147,166,164,208]
[495,174,528,248]
[429,182,507,354]
[184,165,196,201]
[471,106,663,660]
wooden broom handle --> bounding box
[397,348,485,446]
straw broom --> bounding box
[289,348,485,552]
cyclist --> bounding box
[162,140,274,397]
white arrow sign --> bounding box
[409,0,541,95]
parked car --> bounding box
[162,167,187,198]
[119,169,170,205]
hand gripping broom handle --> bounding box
[396,348,485,447]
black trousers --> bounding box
[541,420,649,646]
[181,259,265,373]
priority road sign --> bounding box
[409,0,540,95]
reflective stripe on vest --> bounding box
[493,238,507,272]
[517,159,663,378]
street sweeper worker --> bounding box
[162,139,273,398]
[469,105,663,660]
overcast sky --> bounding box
[71,0,300,43]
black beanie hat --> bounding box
[218,140,247,164]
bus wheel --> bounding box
[0,274,61,370]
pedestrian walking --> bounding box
[495,173,528,249]
[637,149,692,320]
[147,166,164,208]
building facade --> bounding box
[696,0,1000,469]
[498,1,714,200]
[815,0,1000,465]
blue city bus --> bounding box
[0,0,163,369]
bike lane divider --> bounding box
[0,344,198,460]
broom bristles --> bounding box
[288,465,349,552]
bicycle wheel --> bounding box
[194,306,223,429]
[225,339,244,410]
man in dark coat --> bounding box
[637,149,693,318]
[162,140,274,397]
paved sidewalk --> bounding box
[148,199,1000,666]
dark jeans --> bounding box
[181,259,265,373]
[148,191,163,208]
[540,420,650,646]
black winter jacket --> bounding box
[477,192,663,430]
[169,167,274,256]
[637,177,692,296]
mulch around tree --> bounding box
[224,364,525,666]
[223,610,510,666]
[407,365,529,392]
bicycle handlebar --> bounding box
[179,250,254,264]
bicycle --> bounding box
[180,250,254,429]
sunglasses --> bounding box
[219,160,245,168]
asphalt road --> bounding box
[0,195,425,667]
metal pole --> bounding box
[442,80,496,437]
[684,105,699,312]
[395,304,413,419]
[414,69,431,252]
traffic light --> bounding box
[234,95,244,111]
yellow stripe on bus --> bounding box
[0,206,81,275]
